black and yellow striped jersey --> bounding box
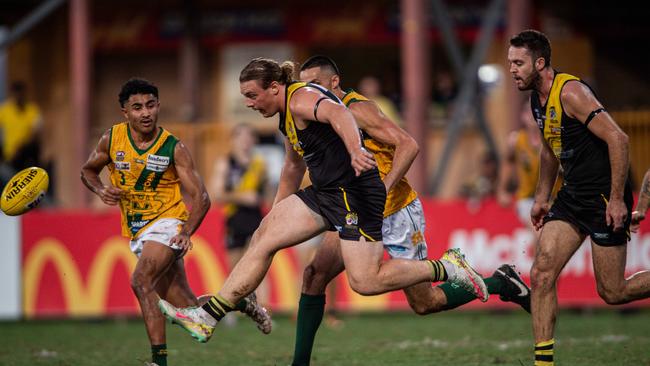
[530,72,627,195]
[279,81,359,189]
[224,154,266,218]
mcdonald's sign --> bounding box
[21,199,650,318]
[22,209,408,318]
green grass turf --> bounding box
[1,309,649,365]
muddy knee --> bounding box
[302,264,329,294]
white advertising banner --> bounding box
[0,214,20,319]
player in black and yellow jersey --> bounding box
[81,79,269,366]
[211,123,267,270]
[158,58,489,344]
[290,55,532,366]
[509,30,650,366]
[210,123,272,332]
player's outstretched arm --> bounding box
[273,139,306,206]
[632,168,650,232]
[80,129,122,206]
[173,141,211,256]
[349,100,419,192]
[562,81,629,231]
[291,88,375,176]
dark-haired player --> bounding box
[81,78,269,365]
[509,30,650,365]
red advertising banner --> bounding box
[22,199,650,317]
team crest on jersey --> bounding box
[411,230,424,245]
[146,154,170,172]
[549,107,557,120]
[345,212,358,226]
[116,151,126,161]
[115,162,130,171]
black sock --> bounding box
[201,294,235,321]
[291,293,326,366]
[151,344,167,366]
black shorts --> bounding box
[295,170,386,242]
[225,209,263,249]
[543,188,632,246]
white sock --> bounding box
[440,259,457,280]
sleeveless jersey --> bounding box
[279,82,358,189]
[342,90,417,217]
[107,122,189,238]
[531,72,618,195]
[224,154,266,218]
[513,130,539,199]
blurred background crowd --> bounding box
[1,0,648,211]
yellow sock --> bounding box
[534,338,554,366]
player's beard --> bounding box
[519,69,541,91]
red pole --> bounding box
[70,0,90,207]
[506,0,531,130]
[401,0,430,194]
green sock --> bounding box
[484,276,503,295]
[234,298,247,312]
[291,293,325,366]
[151,344,167,366]
[438,276,502,309]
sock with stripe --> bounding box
[427,259,449,282]
[151,344,167,366]
[534,339,554,366]
[438,276,504,309]
[201,294,236,321]
[291,293,326,366]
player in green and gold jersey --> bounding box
[81,78,269,366]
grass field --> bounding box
[1,309,649,365]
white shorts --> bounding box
[516,198,534,226]
[129,218,185,257]
[382,198,428,260]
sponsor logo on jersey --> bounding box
[131,220,149,228]
[116,151,125,161]
[146,154,170,172]
[115,162,130,171]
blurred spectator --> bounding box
[358,75,402,126]
[459,151,498,206]
[430,71,458,123]
[0,81,42,185]
[210,123,270,324]
[496,104,562,227]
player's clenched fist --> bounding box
[99,185,123,205]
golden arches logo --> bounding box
[23,237,136,317]
[23,236,228,317]
[23,235,392,316]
